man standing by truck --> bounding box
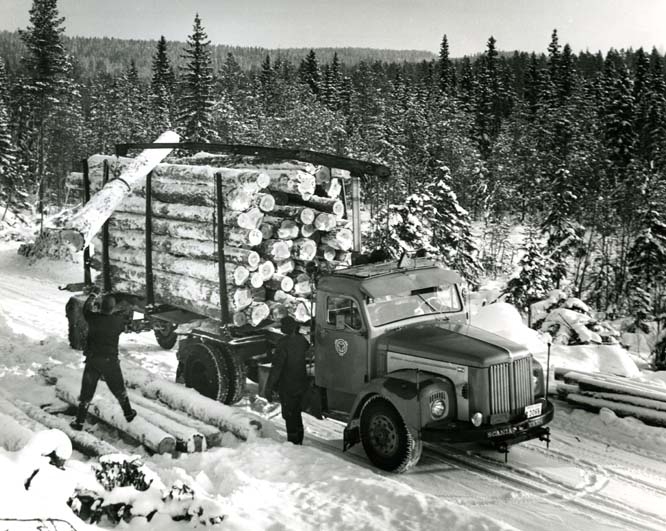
[70,293,137,431]
[265,316,309,445]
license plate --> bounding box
[525,403,542,418]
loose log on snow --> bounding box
[131,403,206,453]
[121,363,277,441]
[0,410,35,452]
[55,376,176,454]
[10,398,118,457]
[58,131,179,251]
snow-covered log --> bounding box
[55,376,176,454]
[0,396,46,434]
[120,391,224,448]
[10,398,118,457]
[0,411,36,452]
[121,363,277,441]
[564,393,666,428]
[131,403,206,452]
[59,131,179,251]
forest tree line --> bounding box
[0,0,665,326]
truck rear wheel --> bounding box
[182,341,230,403]
[223,350,247,404]
[360,396,422,473]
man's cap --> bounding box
[100,294,116,315]
[280,315,297,334]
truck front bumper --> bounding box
[421,399,554,447]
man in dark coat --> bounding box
[70,293,136,431]
[265,316,309,444]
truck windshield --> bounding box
[366,282,462,326]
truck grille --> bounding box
[489,357,533,416]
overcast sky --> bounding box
[1,0,664,56]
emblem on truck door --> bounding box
[335,338,349,356]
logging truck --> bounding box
[65,143,553,472]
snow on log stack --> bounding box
[76,153,353,327]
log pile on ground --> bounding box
[68,152,354,327]
[42,366,231,455]
[556,369,666,427]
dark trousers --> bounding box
[79,356,130,410]
[281,392,305,444]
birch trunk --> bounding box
[59,131,179,251]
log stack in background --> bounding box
[72,154,354,327]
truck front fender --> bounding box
[343,370,456,451]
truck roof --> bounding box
[320,259,462,299]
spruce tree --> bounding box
[18,0,72,220]
[178,13,216,143]
[503,228,554,314]
[438,34,454,95]
[457,57,474,110]
[0,59,19,206]
[150,36,174,134]
[299,50,321,96]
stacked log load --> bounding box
[73,154,354,327]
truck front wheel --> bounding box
[153,324,178,350]
[360,396,422,473]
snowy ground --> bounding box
[2,241,666,531]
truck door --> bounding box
[315,294,368,396]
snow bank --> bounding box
[472,303,641,382]
[147,439,517,531]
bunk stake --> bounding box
[215,172,230,328]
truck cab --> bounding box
[312,257,554,472]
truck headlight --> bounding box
[471,412,483,427]
[430,398,447,419]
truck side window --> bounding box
[326,296,362,330]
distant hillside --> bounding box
[0,31,437,77]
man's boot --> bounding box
[295,429,304,445]
[120,397,137,423]
[70,402,89,431]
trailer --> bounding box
[65,143,553,472]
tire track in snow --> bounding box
[425,443,665,531]
[523,439,666,499]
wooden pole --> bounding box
[82,158,92,286]
[216,172,230,326]
[102,159,111,292]
[145,170,154,307]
